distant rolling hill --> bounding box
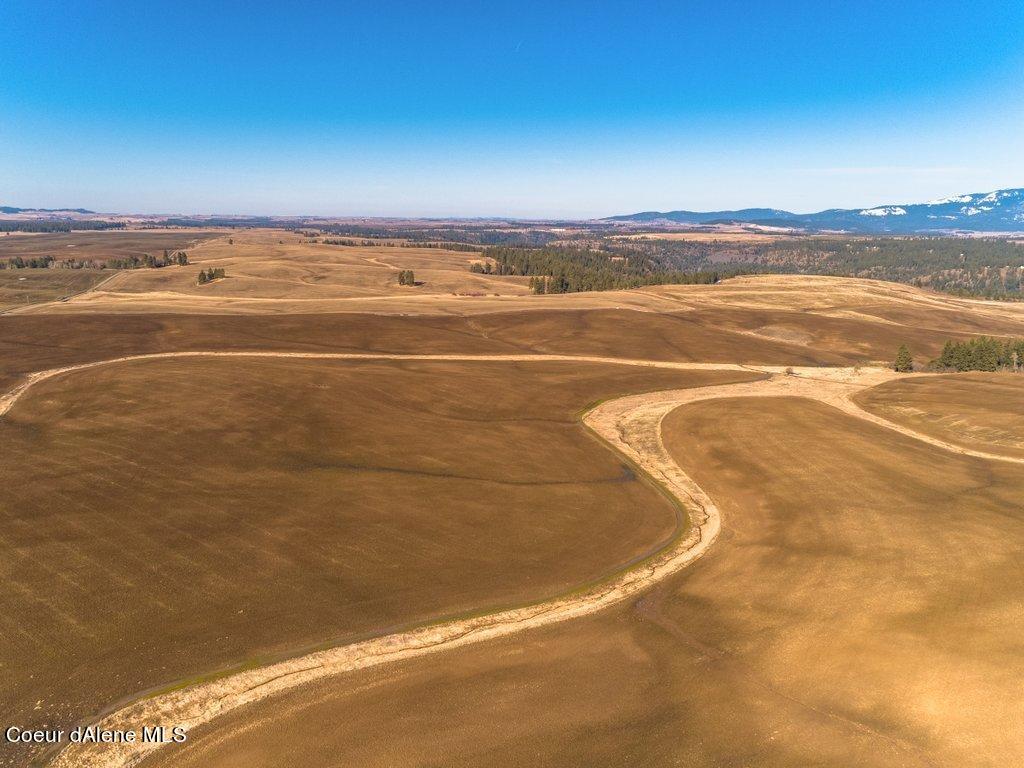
[0,206,95,215]
[607,188,1024,233]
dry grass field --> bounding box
[0,270,110,312]
[7,231,1024,333]
[21,229,523,312]
[856,372,1024,458]
[0,230,220,265]
[0,355,755,766]
[5,275,1024,394]
[146,396,1024,768]
[0,308,841,401]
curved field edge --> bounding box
[24,354,737,768]
[0,351,765,419]
[20,353,1016,768]
[851,373,1024,461]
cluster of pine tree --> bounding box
[106,250,189,270]
[1,255,56,269]
[893,345,914,372]
[397,270,416,285]
[471,246,723,294]
[322,238,381,247]
[0,220,125,233]
[2,250,189,270]
[932,337,1024,372]
[197,267,226,285]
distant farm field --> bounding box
[45,228,522,307]
[0,355,756,764]
[149,396,1024,768]
[0,269,110,311]
[0,230,220,264]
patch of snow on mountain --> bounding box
[859,206,907,217]
[979,191,1004,204]
[926,195,973,205]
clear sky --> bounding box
[2,0,1023,218]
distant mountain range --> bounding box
[4,190,1024,233]
[606,188,1024,233]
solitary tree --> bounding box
[894,344,914,373]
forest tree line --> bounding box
[0,220,126,233]
[320,238,479,252]
[1,250,188,270]
[319,225,560,247]
[606,236,1024,300]
[932,337,1024,372]
[471,246,728,293]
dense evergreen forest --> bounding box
[0,220,126,233]
[472,246,725,293]
[931,337,1024,372]
[609,236,1024,299]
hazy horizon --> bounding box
[3,0,1024,218]
[8,182,1024,222]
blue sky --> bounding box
[2,0,1023,217]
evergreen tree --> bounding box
[894,345,914,373]
[930,336,1024,372]
[937,340,954,369]
[975,337,1000,371]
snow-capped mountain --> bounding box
[606,188,1024,233]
